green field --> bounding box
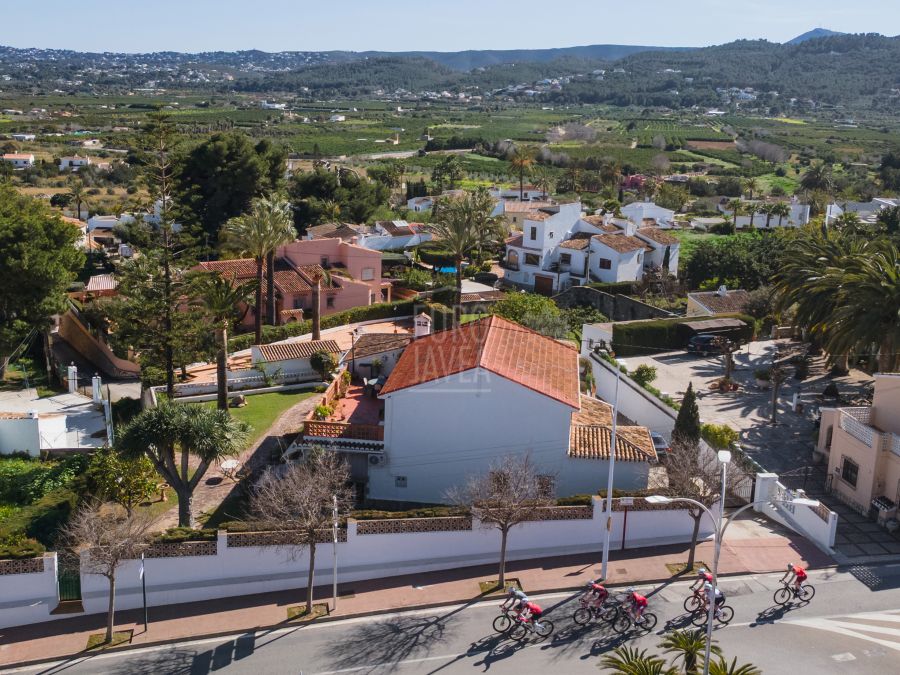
[200,390,316,449]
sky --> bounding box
[2,0,898,54]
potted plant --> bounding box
[755,368,772,389]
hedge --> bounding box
[0,535,45,560]
[612,313,756,356]
[154,527,217,543]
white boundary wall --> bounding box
[754,473,838,552]
[1,498,713,628]
[0,554,58,628]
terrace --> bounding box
[295,378,385,455]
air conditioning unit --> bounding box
[368,454,386,467]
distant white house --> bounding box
[825,198,900,226]
[59,155,91,172]
[502,203,679,293]
[720,200,810,228]
[1,153,34,169]
[489,184,549,201]
[250,339,343,379]
[259,100,287,110]
[328,114,347,123]
[11,133,35,142]
[621,201,677,229]
[406,196,434,212]
[81,139,101,148]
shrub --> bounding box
[396,267,433,291]
[612,313,755,356]
[313,404,333,420]
[155,527,217,543]
[701,423,739,450]
[631,364,658,387]
[0,454,88,505]
[0,534,45,560]
[754,368,771,381]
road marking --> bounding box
[831,653,856,662]
[789,611,900,652]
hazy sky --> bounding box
[2,0,898,53]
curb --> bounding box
[0,563,839,671]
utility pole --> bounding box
[332,494,338,612]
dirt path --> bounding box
[153,393,323,530]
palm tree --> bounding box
[259,196,296,326]
[469,187,506,264]
[599,159,622,191]
[707,657,762,675]
[532,165,554,199]
[600,646,677,675]
[196,273,257,410]
[306,266,331,341]
[221,197,296,345]
[660,630,722,675]
[771,202,791,227]
[117,402,249,527]
[743,177,760,200]
[561,165,583,194]
[833,211,862,234]
[800,161,834,194]
[726,199,743,232]
[321,199,342,222]
[761,203,776,229]
[509,146,536,200]
[430,191,487,323]
[68,178,88,219]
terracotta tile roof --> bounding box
[297,264,338,288]
[521,210,553,222]
[580,215,622,233]
[506,234,524,247]
[199,259,337,295]
[0,412,30,419]
[350,333,412,360]
[61,216,85,227]
[688,289,752,315]
[257,339,342,362]
[592,234,652,254]
[571,397,614,426]
[636,227,680,246]
[378,221,414,237]
[559,232,594,250]
[504,201,554,213]
[568,424,656,462]
[380,315,580,408]
[280,308,305,320]
[3,153,34,160]
[85,274,118,292]
[198,259,259,279]
[461,290,504,303]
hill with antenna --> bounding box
[786,28,846,44]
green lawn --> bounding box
[0,357,63,398]
[201,390,317,449]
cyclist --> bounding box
[626,587,649,624]
[520,600,545,629]
[500,586,529,614]
[703,582,726,618]
[782,563,808,593]
[580,582,609,607]
[690,568,714,597]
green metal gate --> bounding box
[57,554,82,601]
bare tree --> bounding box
[449,454,555,587]
[663,441,739,569]
[64,504,154,644]
[249,451,354,614]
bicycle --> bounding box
[684,588,705,613]
[509,613,554,640]
[773,580,815,606]
[691,603,735,626]
[492,605,519,633]
[613,604,657,634]
[573,587,618,626]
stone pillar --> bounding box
[91,375,102,404]
[754,472,779,512]
[67,364,77,394]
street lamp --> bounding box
[600,359,627,581]
[645,487,821,675]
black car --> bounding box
[687,334,731,356]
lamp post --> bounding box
[646,486,821,675]
[332,494,339,612]
[600,359,627,581]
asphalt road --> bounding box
[6,564,900,675]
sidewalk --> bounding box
[0,518,832,668]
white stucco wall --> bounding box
[0,416,41,456]
[0,554,58,628]
[346,346,406,378]
[588,243,643,283]
[9,499,711,629]
[374,369,576,503]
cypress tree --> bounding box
[673,381,701,445]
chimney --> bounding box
[717,285,728,297]
[414,312,433,339]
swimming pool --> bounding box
[436,266,457,274]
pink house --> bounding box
[198,240,388,328]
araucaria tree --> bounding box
[117,402,249,527]
[450,454,555,587]
[64,504,153,644]
[249,451,353,613]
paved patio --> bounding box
[330,382,383,425]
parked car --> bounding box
[687,334,732,356]
[650,432,670,462]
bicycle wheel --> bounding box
[692,609,709,627]
[613,614,632,634]
[573,607,593,626]
[798,585,816,602]
[773,587,792,606]
[638,612,657,632]
[684,594,702,612]
[509,623,527,641]
[599,604,619,623]
[534,619,554,638]
[493,614,512,633]
[717,606,734,624]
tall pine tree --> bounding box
[673,381,701,445]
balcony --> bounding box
[303,420,384,442]
[299,380,385,453]
[839,407,900,457]
[499,258,519,271]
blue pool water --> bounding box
[436,266,457,274]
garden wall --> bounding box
[0,498,712,629]
[553,286,674,322]
[0,554,58,629]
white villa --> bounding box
[1,153,34,169]
[502,202,680,294]
[719,199,810,229]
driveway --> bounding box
[625,339,872,475]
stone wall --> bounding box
[554,286,675,322]
[227,528,347,547]
[355,516,472,535]
[144,541,218,558]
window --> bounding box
[512,216,517,223]
[825,426,833,450]
[361,267,375,281]
[537,475,555,498]
[320,256,329,267]
[395,476,407,488]
[530,226,537,241]
[598,258,612,270]
[293,298,305,310]
[326,296,336,309]
[840,457,859,487]
[559,253,572,265]
[524,253,540,266]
